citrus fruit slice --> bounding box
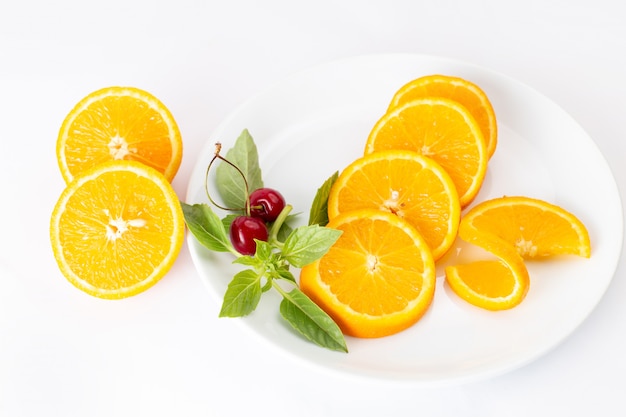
[57,86,182,183]
[365,97,488,207]
[461,196,591,258]
[445,222,530,311]
[50,160,185,299]
[328,150,460,260]
[444,196,590,310]
[300,209,436,338]
[388,74,498,158]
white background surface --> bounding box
[1,0,625,416]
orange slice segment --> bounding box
[365,97,488,207]
[50,160,185,299]
[445,222,530,311]
[444,196,590,310]
[388,74,498,158]
[57,86,182,183]
[300,209,436,338]
[327,150,460,261]
[462,196,591,258]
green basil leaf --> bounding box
[279,288,348,353]
[282,225,342,268]
[232,256,261,268]
[219,269,262,317]
[215,129,264,210]
[260,278,273,293]
[276,267,296,283]
[308,171,338,226]
[221,214,238,233]
[181,202,232,252]
[254,240,272,262]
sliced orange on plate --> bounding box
[445,196,591,310]
[50,160,185,299]
[388,74,498,158]
[56,86,182,183]
[445,220,530,311]
[300,209,436,338]
[460,196,591,259]
[327,150,460,261]
[365,97,488,207]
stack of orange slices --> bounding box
[300,74,591,338]
[50,87,185,299]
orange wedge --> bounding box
[50,160,185,299]
[57,86,182,183]
[365,97,488,207]
[327,150,460,261]
[388,74,498,158]
[461,196,591,258]
[300,209,436,338]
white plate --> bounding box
[185,54,623,385]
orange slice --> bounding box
[300,209,436,338]
[445,222,530,311]
[365,97,488,207]
[388,74,498,158]
[50,160,185,299]
[461,196,591,258]
[327,150,460,261]
[444,196,590,310]
[57,86,182,183]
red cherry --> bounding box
[249,188,286,222]
[229,216,269,255]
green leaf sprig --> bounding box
[182,129,347,352]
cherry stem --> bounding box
[204,142,251,215]
[269,204,293,246]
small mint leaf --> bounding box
[308,171,338,226]
[181,202,232,252]
[282,225,342,268]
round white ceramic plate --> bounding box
[185,54,623,385]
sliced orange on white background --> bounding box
[50,160,185,299]
[56,86,182,183]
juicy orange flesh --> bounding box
[317,217,426,316]
[445,224,530,310]
[389,76,496,157]
[468,204,589,258]
[332,156,454,249]
[64,95,174,178]
[56,170,176,289]
[450,260,516,298]
[367,101,484,200]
